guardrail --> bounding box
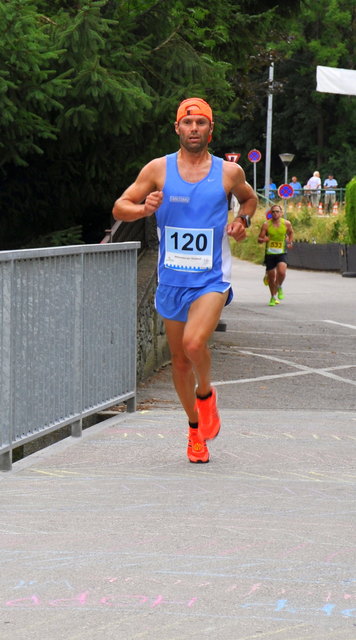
[100,217,148,251]
[0,242,140,471]
[257,188,346,203]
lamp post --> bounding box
[264,62,274,201]
[279,153,295,217]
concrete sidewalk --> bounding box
[1,258,355,639]
[1,413,355,638]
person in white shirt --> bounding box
[307,171,321,207]
[323,174,338,213]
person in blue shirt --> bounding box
[289,176,302,203]
[112,97,257,464]
[323,174,338,213]
[265,180,277,200]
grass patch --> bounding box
[230,204,348,264]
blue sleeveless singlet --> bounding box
[155,152,231,288]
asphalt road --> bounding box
[138,258,356,414]
[1,258,355,640]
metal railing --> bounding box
[257,188,346,204]
[101,217,148,250]
[0,242,140,471]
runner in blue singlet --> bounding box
[113,97,258,464]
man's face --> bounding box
[175,116,213,152]
[271,207,282,219]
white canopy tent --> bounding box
[316,65,356,96]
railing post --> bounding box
[1,261,13,471]
[126,396,136,413]
[71,419,82,438]
[0,450,12,471]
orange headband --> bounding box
[176,98,213,123]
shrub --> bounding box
[345,177,356,243]
[230,202,349,264]
[22,226,84,248]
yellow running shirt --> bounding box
[266,219,287,255]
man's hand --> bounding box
[143,191,163,216]
[226,219,247,243]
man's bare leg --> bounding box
[276,262,287,288]
[183,291,228,397]
[267,268,278,298]
[163,291,228,421]
[164,319,199,423]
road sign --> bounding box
[225,153,241,162]
[278,184,294,199]
[247,149,262,163]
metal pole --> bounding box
[264,62,274,200]
[253,163,257,192]
[284,165,288,217]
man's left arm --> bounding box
[286,221,294,248]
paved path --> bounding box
[1,258,355,639]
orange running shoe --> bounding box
[195,387,221,441]
[187,428,209,463]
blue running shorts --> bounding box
[155,283,233,322]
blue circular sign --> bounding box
[247,149,262,163]
[278,184,294,199]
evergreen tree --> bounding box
[7,0,352,250]
[0,0,68,166]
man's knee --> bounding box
[171,351,193,375]
[182,333,207,362]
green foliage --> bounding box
[22,225,84,248]
[0,0,69,167]
[0,0,300,248]
[345,177,356,243]
[2,0,355,252]
[288,207,313,228]
[230,204,350,265]
[230,211,267,264]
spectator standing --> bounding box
[264,179,277,200]
[302,183,311,205]
[323,174,338,213]
[289,176,302,203]
[306,171,321,207]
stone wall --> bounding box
[136,249,170,382]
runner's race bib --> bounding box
[267,240,284,255]
[164,226,213,271]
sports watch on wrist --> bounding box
[236,215,251,228]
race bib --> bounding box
[267,240,284,255]
[164,226,213,271]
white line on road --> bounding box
[214,370,311,386]
[324,319,356,331]
[214,350,356,387]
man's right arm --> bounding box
[112,159,164,221]
[258,222,269,244]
